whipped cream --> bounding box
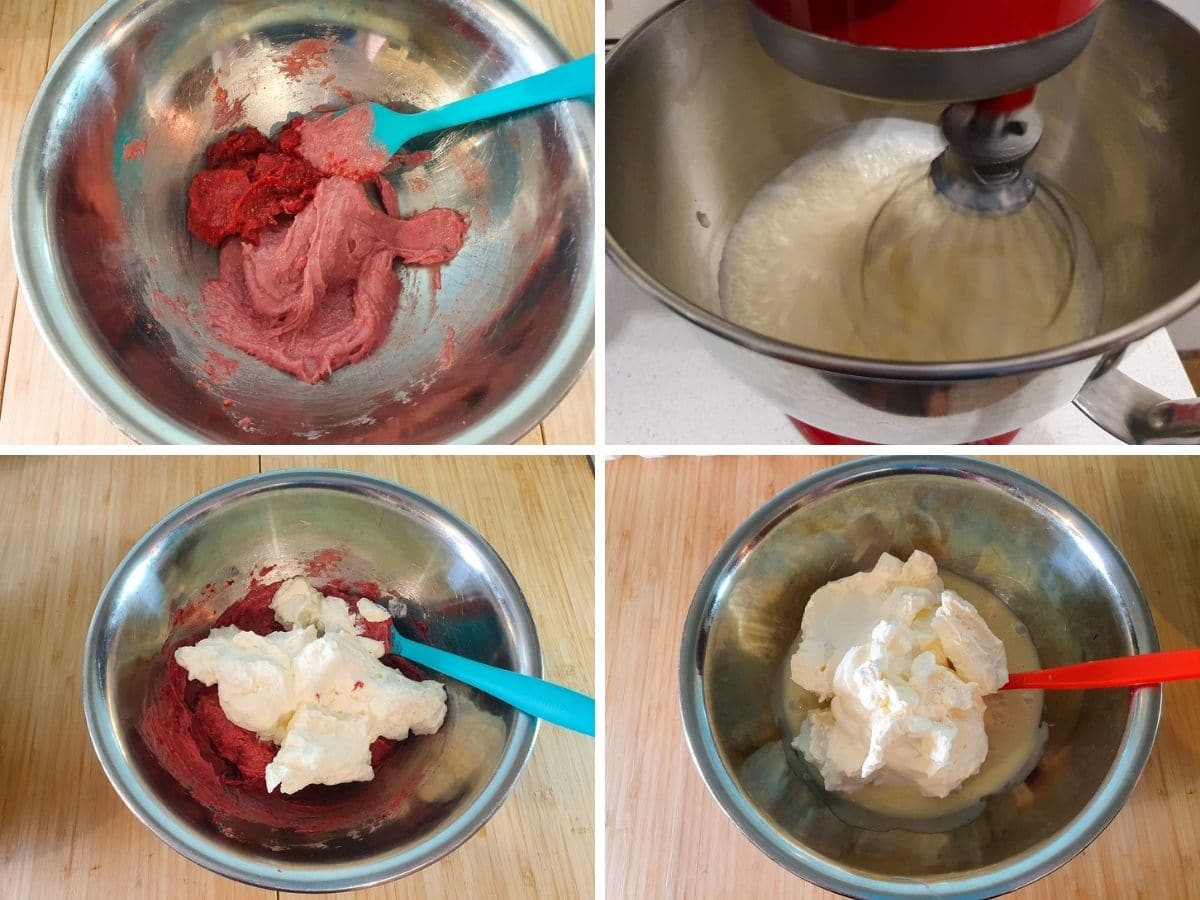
[175,625,318,743]
[271,577,375,650]
[791,551,1008,799]
[176,576,446,794]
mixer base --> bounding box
[788,418,1020,446]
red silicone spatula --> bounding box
[1003,649,1200,690]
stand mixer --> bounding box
[606,0,1200,444]
[735,1,1108,441]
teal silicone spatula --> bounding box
[298,55,594,176]
[390,623,595,737]
[370,54,594,153]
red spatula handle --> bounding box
[1003,649,1200,690]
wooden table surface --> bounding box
[606,455,1200,900]
[0,454,595,899]
[0,0,594,446]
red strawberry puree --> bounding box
[294,106,396,182]
[187,113,468,383]
[139,577,432,835]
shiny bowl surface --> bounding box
[14,0,594,444]
[680,457,1160,898]
[607,0,1200,442]
[83,469,540,891]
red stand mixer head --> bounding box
[741,2,1108,445]
[746,0,1103,102]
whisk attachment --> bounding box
[931,101,1043,214]
[858,100,1085,362]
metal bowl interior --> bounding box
[607,0,1200,376]
[14,0,594,444]
[83,470,540,891]
[680,458,1160,899]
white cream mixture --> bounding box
[176,576,446,795]
[719,118,1100,362]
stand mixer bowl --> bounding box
[606,0,1200,444]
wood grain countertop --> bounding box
[606,455,1200,899]
[0,455,595,898]
[0,0,593,445]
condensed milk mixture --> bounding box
[719,119,1101,362]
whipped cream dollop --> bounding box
[790,551,1008,799]
[176,576,446,794]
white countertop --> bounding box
[605,260,1196,445]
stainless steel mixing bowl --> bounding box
[13,0,593,444]
[83,469,540,891]
[608,0,1200,443]
[680,457,1161,898]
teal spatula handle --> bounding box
[392,629,595,736]
[374,54,595,149]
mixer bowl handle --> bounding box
[1074,364,1200,444]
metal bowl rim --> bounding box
[82,467,542,891]
[678,455,1162,899]
[12,0,595,445]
